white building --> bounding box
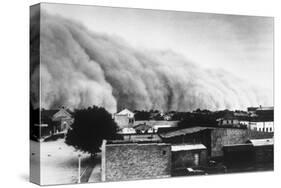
[114,108,135,129]
[249,121,274,132]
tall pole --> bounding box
[78,154,81,183]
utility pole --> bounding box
[78,154,81,183]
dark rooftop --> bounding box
[159,127,213,138]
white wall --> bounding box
[249,121,274,132]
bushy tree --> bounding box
[65,106,119,154]
[134,110,151,120]
[178,113,218,128]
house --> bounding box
[38,107,73,138]
[217,113,240,128]
[114,109,135,129]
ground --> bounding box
[30,139,99,185]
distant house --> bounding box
[217,113,240,128]
[163,114,172,121]
[133,123,154,134]
[218,106,274,132]
[114,108,135,129]
[247,106,273,118]
[134,120,178,133]
[247,107,259,115]
[248,106,274,132]
[217,112,250,129]
[249,121,274,132]
[38,107,73,138]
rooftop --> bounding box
[247,138,274,146]
[159,127,213,138]
[172,144,206,151]
[116,108,134,116]
[256,106,274,111]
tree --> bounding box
[134,110,151,120]
[65,106,119,154]
[178,112,217,128]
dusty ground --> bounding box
[88,153,101,182]
[30,139,95,185]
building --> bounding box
[101,140,171,181]
[38,107,73,138]
[223,138,273,166]
[114,109,135,129]
[134,120,178,133]
[249,121,274,132]
[247,106,273,118]
[159,127,213,156]
[217,113,247,128]
[171,144,207,171]
[247,138,274,163]
[211,128,273,158]
[247,106,274,132]
[133,123,154,134]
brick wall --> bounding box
[211,128,274,157]
[102,141,171,181]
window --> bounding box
[266,128,268,132]
[162,150,166,155]
[129,118,134,124]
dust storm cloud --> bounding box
[30,11,271,113]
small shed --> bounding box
[171,144,207,171]
[247,138,273,163]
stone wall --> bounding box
[211,128,274,157]
[101,141,171,181]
